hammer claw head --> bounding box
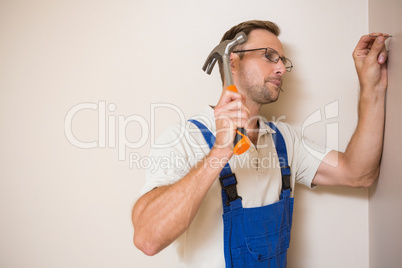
[202,32,248,82]
[202,55,218,75]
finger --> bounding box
[354,34,376,52]
[369,33,392,38]
[218,92,250,113]
[353,36,374,66]
[216,102,250,122]
[215,99,250,122]
[354,33,390,53]
[219,98,247,112]
[241,94,246,103]
[216,89,243,107]
[366,35,387,63]
[378,45,388,64]
[376,34,390,64]
[215,111,248,129]
[215,96,249,113]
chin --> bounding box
[262,90,279,104]
[259,96,278,105]
[266,97,279,104]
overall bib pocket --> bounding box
[245,224,291,261]
[231,224,291,267]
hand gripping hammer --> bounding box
[202,32,251,155]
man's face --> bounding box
[231,29,288,105]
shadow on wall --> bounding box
[259,43,306,126]
[288,185,368,265]
[307,184,368,199]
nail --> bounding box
[369,35,393,37]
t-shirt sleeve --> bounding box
[140,122,209,195]
[276,122,330,189]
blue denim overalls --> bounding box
[189,119,294,268]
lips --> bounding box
[268,80,282,88]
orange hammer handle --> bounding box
[226,85,251,155]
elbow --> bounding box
[352,176,376,188]
[132,214,160,256]
[348,167,380,188]
[132,200,160,256]
[133,232,160,256]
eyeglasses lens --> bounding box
[265,48,292,71]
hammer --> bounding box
[202,31,251,155]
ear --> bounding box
[230,52,240,75]
[229,52,238,68]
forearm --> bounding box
[132,148,231,256]
[344,88,385,186]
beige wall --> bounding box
[0,0,370,267]
[368,0,402,267]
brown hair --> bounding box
[218,20,280,85]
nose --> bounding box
[274,59,287,76]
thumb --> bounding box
[366,36,386,64]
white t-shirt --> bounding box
[141,106,326,268]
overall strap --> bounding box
[266,122,292,194]
[188,119,242,212]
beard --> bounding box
[254,79,280,104]
[238,75,281,105]
[236,64,282,105]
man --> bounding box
[132,20,389,267]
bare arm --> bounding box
[132,89,249,255]
[313,34,390,187]
[132,148,230,256]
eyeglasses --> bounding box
[233,47,293,72]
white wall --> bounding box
[368,0,402,267]
[0,0,369,267]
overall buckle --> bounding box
[219,173,242,206]
[281,166,292,192]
